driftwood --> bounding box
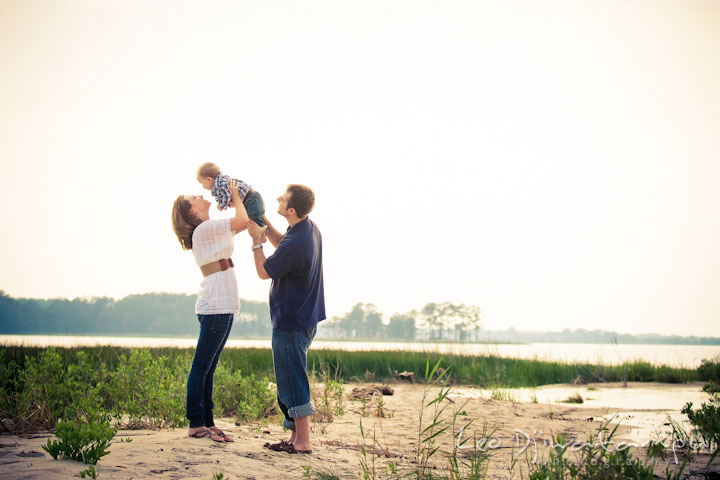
[396,371,415,382]
[349,385,394,399]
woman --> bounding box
[171,179,248,442]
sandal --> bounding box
[263,440,311,454]
[284,444,312,455]
[188,427,224,443]
[264,439,292,452]
[208,426,235,443]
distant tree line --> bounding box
[1,291,718,344]
[319,301,484,341]
[481,327,720,345]
[0,291,270,338]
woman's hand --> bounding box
[227,179,238,208]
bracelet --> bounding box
[251,244,263,251]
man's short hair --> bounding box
[286,184,315,218]
[197,162,221,178]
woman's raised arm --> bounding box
[228,179,250,233]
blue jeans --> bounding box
[243,191,265,227]
[186,313,233,428]
[271,326,316,431]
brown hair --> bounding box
[172,195,202,250]
[286,184,315,218]
[197,162,221,179]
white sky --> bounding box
[1,0,719,336]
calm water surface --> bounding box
[451,382,711,443]
[2,335,718,368]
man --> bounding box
[248,184,325,454]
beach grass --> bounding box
[1,345,717,433]
[2,344,716,387]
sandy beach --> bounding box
[1,382,717,479]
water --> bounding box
[450,382,710,443]
[1,335,718,368]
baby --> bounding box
[196,162,266,227]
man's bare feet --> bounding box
[291,416,311,452]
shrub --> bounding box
[0,350,18,422]
[311,366,345,425]
[563,393,584,404]
[16,348,70,429]
[213,365,276,422]
[76,466,99,478]
[698,360,720,384]
[106,349,186,429]
[61,351,111,424]
[682,393,720,448]
[704,380,719,394]
[42,419,116,465]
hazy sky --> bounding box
[1,1,718,336]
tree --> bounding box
[388,313,416,340]
[237,299,272,337]
[339,303,364,339]
[419,302,483,341]
[363,304,383,339]
[455,304,483,342]
[335,303,386,339]
[421,302,458,340]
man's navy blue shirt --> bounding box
[263,217,325,330]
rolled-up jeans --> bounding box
[186,313,233,428]
[271,326,317,431]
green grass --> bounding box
[2,345,713,388]
[305,349,704,387]
[562,393,584,404]
[489,387,518,402]
[1,345,716,433]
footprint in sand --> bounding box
[17,451,44,458]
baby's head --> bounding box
[197,162,221,190]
